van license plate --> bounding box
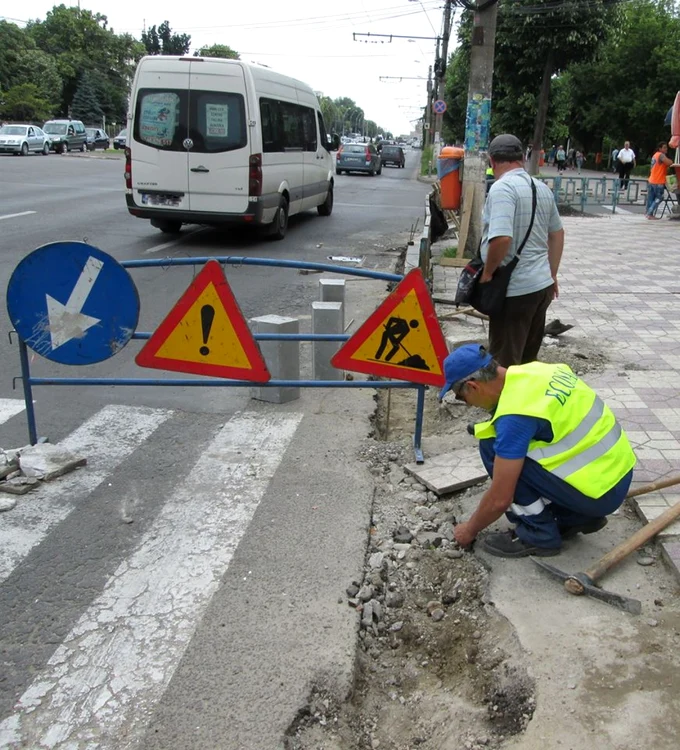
[141,193,181,207]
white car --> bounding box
[0,124,51,155]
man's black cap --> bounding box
[489,134,523,159]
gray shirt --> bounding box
[480,167,563,297]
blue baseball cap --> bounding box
[439,344,493,401]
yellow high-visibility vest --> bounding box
[474,362,636,498]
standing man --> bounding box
[645,141,674,220]
[616,140,636,190]
[480,134,565,367]
[439,344,636,557]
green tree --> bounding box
[71,71,103,124]
[0,20,32,92]
[142,21,191,56]
[0,82,54,121]
[12,48,62,108]
[567,0,680,159]
[195,44,239,59]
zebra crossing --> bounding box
[0,399,303,749]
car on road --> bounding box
[86,128,110,150]
[0,124,52,155]
[113,129,127,149]
[336,143,382,175]
[43,119,88,153]
[381,145,406,169]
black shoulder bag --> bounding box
[455,176,538,317]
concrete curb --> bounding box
[64,152,124,161]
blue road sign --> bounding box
[7,241,140,365]
[433,99,447,115]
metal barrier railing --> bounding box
[538,175,649,213]
[13,256,429,463]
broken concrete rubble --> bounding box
[0,442,87,501]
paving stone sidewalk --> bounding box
[435,213,680,578]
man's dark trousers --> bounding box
[479,439,632,548]
[488,285,554,367]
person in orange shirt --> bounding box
[646,142,674,219]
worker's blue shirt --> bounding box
[493,414,631,502]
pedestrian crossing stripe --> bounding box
[331,269,448,386]
[135,261,271,382]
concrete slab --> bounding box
[404,447,487,495]
[0,477,39,495]
[18,444,86,481]
[631,493,680,539]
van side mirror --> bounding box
[327,133,340,152]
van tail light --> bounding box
[249,153,262,197]
[124,147,132,189]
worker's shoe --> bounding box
[482,531,560,558]
[559,517,608,540]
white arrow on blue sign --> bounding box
[6,241,140,365]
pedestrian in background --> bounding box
[616,141,636,190]
[646,141,674,220]
[548,145,556,166]
[611,147,619,173]
[555,145,566,174]
[480,134,565,367]
[576,150,584,174]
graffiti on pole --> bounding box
[464,94,491,153]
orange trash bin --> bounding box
[437,146,464,210]
[539,149,545,167]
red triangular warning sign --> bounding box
[332,269,447,386]
[136,260,270,382]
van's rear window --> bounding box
[133,88,247,153]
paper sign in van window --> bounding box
[205,103,229,138]
[140,92,179,147]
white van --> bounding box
[125,55,337,239]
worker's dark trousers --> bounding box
[479,439,633,548]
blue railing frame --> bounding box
[538,174,649,214]
[13,256,429,463]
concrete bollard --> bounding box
[250,314,300,404]
[312,301,343,381]
[319,278,346,331]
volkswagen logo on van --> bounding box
[183,138,193,150]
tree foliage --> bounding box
[71,71,103,124]
[195,44,239,59]
[142,21,191,56]
[0,82,54,121]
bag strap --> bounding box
[514,176,538,259]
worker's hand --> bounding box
[480,269,493,284]
[551,276,559,300]
[453,522,476,548]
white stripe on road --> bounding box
[0,405,173,584]
[0,211,36,221]
[0,398,26,425]
[0,410,303,749]
[143,227,208,254]
[335,202,424,209]
[601,205,633,214]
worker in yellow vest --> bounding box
[439,344,636,557]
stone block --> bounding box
[250,315,300,404]
[631,501,680,539]
[660,541,680,585]
[404,447,488,496]
[19,444,86,481]
[319,279,346,331]
[312,301,343,381]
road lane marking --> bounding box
[335,202,425,209]
[143,227,209,254]
[0,211,36,221]
[0,398,26,425]
[0,405,174,584]
[0,410,302,749]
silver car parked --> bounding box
[0,124,51,155]
[336,143,382,176]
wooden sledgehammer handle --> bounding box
[585,473,680,583]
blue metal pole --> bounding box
[413,385,426,464]
[131,332,351,342]
[18,339,38,445]
[121,256,403,283]
[26,377,418,389]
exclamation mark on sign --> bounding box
[200,304,215,356]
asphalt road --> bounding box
[0,149,429,749]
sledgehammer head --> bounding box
[531,558,642,615]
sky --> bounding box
[4,1,459,136]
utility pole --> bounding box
[433,0,454,155]
[461,1,498,257]
[424,65,433,148]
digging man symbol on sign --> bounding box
[374,317,429,370]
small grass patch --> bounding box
[441,246,458,258]
[420,145,434,176]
